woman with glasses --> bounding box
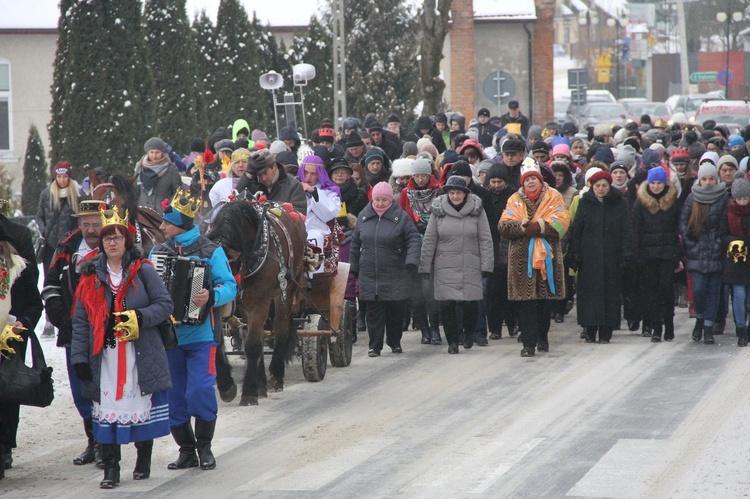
[71,209,173,489]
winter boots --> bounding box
[133,440,152,480]
[73,418,96,466]
[420,328,431,344]
[651,321,663,343]
[664,316,675,342]
[99,444,121,489]
[737,326,748,347]
[703,324,715,345]
[167,423,199,470]
[691,319,704,342]
[195,419,217,470]
[430,327,442,345]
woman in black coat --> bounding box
[567,170,635,343]
[350,182,422,357]
[631,168,681,342]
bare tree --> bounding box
[419,0,452,115]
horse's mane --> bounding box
[207,201,261,254]
[110,174,139,221]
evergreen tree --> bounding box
[50,0,155,175]
[212,0,266,133]
[145,0,199,154]
[191,10,215,138]
[287,16,334,133]
[48,0,75,165]
[21,125,48,217]
[325,0,421,125]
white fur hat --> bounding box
[391,158,414,178]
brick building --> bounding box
[446,0,555,125]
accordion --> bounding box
[152,254,212,325]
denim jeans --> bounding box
[689,271,723,326]
[732,284,750,327]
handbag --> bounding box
[0,330,55,407]
[157,317,178,350]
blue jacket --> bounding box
[149,225,236,345]
[71,247,173,402]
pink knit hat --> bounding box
[371,181,393,201]
[552,144,571,158]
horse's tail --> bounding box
[283,318,298,365]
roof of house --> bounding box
[474,0,537,21]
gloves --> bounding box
[0,324,25,358]
[73,362,93,382]
[523,221,542,238]
[112,310,142,342]
[405,263,418,273]
[481,271,493,278]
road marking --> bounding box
[402,437,545,494]
[238,437,397,491]
[567,439,666,497]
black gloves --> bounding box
[73,363,93,382]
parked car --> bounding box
[565,90,618,122]
[576,102,628,131]
[624,102,673,125]
[694,100,750,132]
[665,92,725,123]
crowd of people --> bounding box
[2,98,750,488]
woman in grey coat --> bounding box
[419,176,494,354]
[135,137,182,215]
[71,217,173,489]
[350,182,422,357]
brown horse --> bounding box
[87,169,166,254]
[207,198,307,406]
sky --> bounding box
[0,0,322,29]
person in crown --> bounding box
[151,189,237,472]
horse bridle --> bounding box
[92,182,115,206]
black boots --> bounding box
[430,327,442,345]
[100,444,121,489]
[195,419,217,470]
[737,326,748,347]
[133,440,152,480]
[0,445,5,480]
[74,418,96,465]
[167,422,199,470]
[0,444,11,470]
[664,316,675,342]
[703,324,715,345]
[692,319,704,341]
[420,328,431,344]
[447,343,459,354]
[651,321,663,343]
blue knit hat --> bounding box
[647,167,667,184]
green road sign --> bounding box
[689,72,717,83]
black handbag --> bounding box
[157,318,178,350]
[0,330,55,407]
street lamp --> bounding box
[578,8,599,71]
[716,10,743,99]
[607,13,628,99]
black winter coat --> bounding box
[631,183,680,261]
[679,191,728,274]
[485,185,514,268]
[0,216,41,331]
[567,189,635,327]
[350,202,422,301]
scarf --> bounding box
[365,166,390,186]
[373,201,391,217]
[691,181,726,204]
[501,187,570,292]
[74,255,146,400]
[138,156,171,195]
[523,184,543,203]
[406,187,439,218]
[728,202,750,237]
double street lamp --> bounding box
[716,10,743,99]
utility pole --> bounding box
[676,0,690,94]
[332,0,347,130]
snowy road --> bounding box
[3,303,750,498]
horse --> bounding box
[87,169,166,254]
[207,198,307,406]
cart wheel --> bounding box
[301,315,328,382]
[329,300,353,367]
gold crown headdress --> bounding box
[170,188,201,218]
[100,205,129,227]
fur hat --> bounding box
[594,123,612,138]
[732,171,750,199]
[391,158,414,178]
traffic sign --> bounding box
[689,71,717,83]
[597,68,610,84]
[571,89,587,106]
[595,53,612,69]
[568,69,589,90]
[718,69,733,86]
[482,71,516,106]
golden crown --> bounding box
[100,205,129,227]
[170,188,201,218]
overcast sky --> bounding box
[0,0,322,28]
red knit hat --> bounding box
[588,170,613,185]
